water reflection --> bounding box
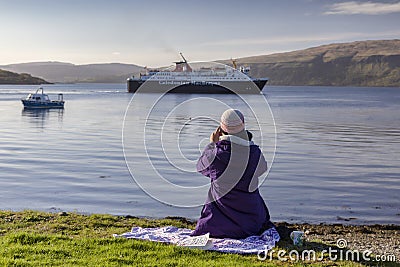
[21,108,64,128]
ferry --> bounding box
[21,87,64,109]
[127,54,267,94]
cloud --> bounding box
[112,52,121,56]
[324,1,400,15]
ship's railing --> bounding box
[148,71,246,78]
[147,74,249,81]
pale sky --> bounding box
[1,0,399,67]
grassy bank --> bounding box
[0,210,397,266]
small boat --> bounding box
[21,87,64,109]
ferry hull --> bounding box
[127,78,267,94]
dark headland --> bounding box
[0,69,49,85]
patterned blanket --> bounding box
[113,226,280,254]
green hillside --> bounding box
[0,69,49,85]
[225,40,400,87]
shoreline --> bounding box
[8,207,400,226]
[40,206,400,226]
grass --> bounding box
[0,210,395,266]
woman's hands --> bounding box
[210,126,223,143]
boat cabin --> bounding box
[26,93,50,102]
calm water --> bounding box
[0,84,399,224]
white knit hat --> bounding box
[220,109,245,134]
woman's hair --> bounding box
[246,130,253,141]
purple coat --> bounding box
[191,135,272,239]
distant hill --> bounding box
[221,39,400,87]
[0,62,143,83]
[0,69,49,84]
[2,40,399,86]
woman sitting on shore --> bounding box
[191,109,274,239]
